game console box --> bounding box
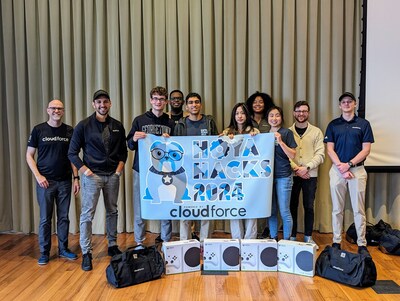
[293,241,317,277]
[162,239,201,275]
[240,239,278,271]
[203,239,240,271]
[277,240,317,277]
[277,240,295,274]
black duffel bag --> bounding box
[106,245,165,288]
[379,228,400,255]
[346,219,391,246]
[315,246,377,287]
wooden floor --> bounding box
[0,231,399,301]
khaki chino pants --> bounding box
[329,165,368,246]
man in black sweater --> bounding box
[127,86,175,247]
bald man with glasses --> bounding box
[27,99,80,265]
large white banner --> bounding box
[138,133,275,220]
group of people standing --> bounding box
[26,87,374,271]
[27,90,128,271]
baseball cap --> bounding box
[93,89,110,101]
[339,92,356,102]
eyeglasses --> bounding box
[48,107,65,111]
[151,148,183,161]
[187,100,201,105]
[294,110,309,114]
[340,100,354,105]
[152,97,167,102]
[170,97,183,101]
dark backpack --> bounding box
[346,219,391,246]
[315,246,377,287]
[379,229,400,255]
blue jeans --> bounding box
[133,170,172,243]
[80,173,120,254]
[36,179,72,255]
[290,176,318,237]
[268,176,293,240]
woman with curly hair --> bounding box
[245,91,275,133]
[245,92,275,238]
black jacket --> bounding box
[68,113,127,175]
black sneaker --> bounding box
[108,246,122,257]
[332,243,341,250]
[81,253,93,271]
[259,227,270,239]
[155,235,163,243]
[358,246,371,257]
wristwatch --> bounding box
[347,161,354,168]
[73,176,80,180]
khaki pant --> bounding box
[329,165,368,246]
[230,219,257,239]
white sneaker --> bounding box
[304,236,319,250]
[134,243,145,250]
[289,236,297,241]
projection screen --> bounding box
[364,0,400,171]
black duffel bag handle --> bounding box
[106,244,165,288]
